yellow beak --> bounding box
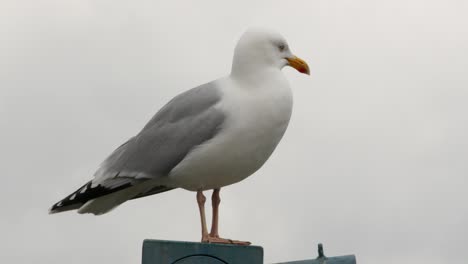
[286,56,310,75]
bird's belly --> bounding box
[168,75,293,191]
[168,112,291,191]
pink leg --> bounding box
[198,188,250,245]
[196,191,209,241]
[210,188,221,237]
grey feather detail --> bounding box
[130,186,175,200]
[92,82,225,188]
[99,177,135,189]
[143,82,222,129]
[50,82,224,214]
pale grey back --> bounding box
[94,82,225,186]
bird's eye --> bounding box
[278,44,286,52]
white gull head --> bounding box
[231,28,310,78]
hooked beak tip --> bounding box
[286,56,310,75]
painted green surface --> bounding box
[274,243,356,264]
[142,240,356,264]
[142,239,263,264]
[277,243,356,264]
[274,255,356,264]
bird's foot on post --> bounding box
[201,235,251,246]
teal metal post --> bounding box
[142,239,263,264]
[142,240,355,264]
[274,244,356,264]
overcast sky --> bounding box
[1,1,468,263]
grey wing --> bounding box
[49,82,225,213]
[93,81,225,188]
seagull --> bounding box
[49,28,309,245]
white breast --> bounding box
[169,71,293,191]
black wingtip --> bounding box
[48,181,93,214]
[49,180,135,214]
[48,201,63,214]
[49,202,82,214]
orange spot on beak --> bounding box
[286,56,310,75]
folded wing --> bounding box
[50,82,225,214]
